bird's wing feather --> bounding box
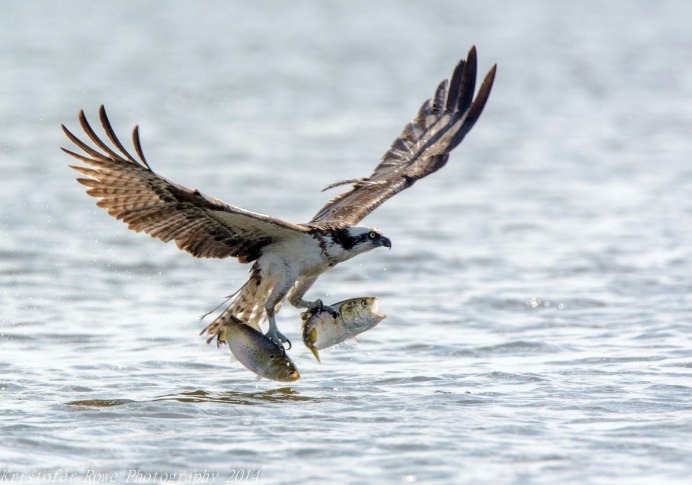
[311,46,496,226]
[62,106,310,261]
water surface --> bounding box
[2,1,692,483]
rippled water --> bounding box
[2,1,692,484]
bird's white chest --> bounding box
[260,234,330,278]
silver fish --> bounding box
[220,316,300,382]
[301,297,386,362]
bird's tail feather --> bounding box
[200,267,274,346]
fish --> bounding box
[301,297,386,362]
[219,316,300,382]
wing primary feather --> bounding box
[432,79,448,113]
[98,105,141,165]
[445,59,465,112]
[62,147,100,165]
[449,64,497,151]
[68,165,99,177]
[75,178,100,188]
[468,64,497,121]
[78,109,124,162]
[61,124,105,160]
[132,125,152,170]
[457,46,477,114]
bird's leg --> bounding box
[264,280,294,352]
[265,305,291,351]
[288,277,340,319]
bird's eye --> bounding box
[368,232,377,239]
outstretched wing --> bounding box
[311,46,496,226]
[62,106,311,261]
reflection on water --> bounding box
[153,388,320,405]
[66,399,137,408]
[66,388,319,407]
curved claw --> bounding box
[323,304,340,319]
[308,299,340,319]
[266,327,291,353]
[308,299,325,313]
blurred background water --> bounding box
[2,1,692,483]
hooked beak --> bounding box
[381,236,392,250]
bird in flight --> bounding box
[62,46,496,351]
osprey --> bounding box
[62,46,496,350]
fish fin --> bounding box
[305,327,321,362]
[345,337,358,346]
[309,346,321,363]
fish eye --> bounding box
[368,231,377,239]
[361,300,367,308]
